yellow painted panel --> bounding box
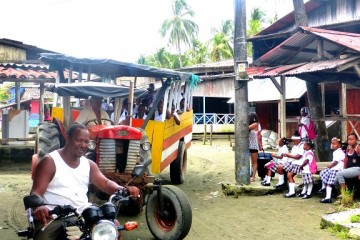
[150,121,165,174]
[145,120,155,143]
[52,107,64,122]
[164,111,193,139]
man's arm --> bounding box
[31,156,56,196]
[89,160,122,195]
[30,156,56,225]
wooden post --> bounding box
[321,83,325,115]
[292,0,330,162]
[87,66,91,82]
[39,83,45,123]
[203,124,207,145]
[280,76,286,138]
[68,65,73,83]
[128,79,135,126]
[340,83,347,142]
[15,82,20,110]
[210,124,213,146]
[307,80,330,162]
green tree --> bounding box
[211,19,234,44]
[210,32,233,62]
[209,20,234,61]
[247,7,266,57]
[160,0,199,67]
[184,39,210,65]
[137,48,180,69]
[0,83,12,102]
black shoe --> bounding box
[317,188,325,194]
[297,193,305,198]
[284,193,296,198]
[302,194,312,199]
[261,182,270,186]
[320,198,332,203]
[274,183,285,189]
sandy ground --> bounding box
[0,139,342,240]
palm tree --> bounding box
[247,7,266,57]
[137,48,180,69]
[209,20,234,61]
[184,39,210,65]
[211,20,234,38]
[160,0,199,67]
[209,33,233,62]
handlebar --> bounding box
[109,188,130,203]
[48,205,78,218]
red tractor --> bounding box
[30,53,198,240]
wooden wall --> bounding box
[192,78,233,98]
[256,102,278,132]
[346,89,360,135]
[0,44,26,61]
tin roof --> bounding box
[249,56,360,78]
[22,86,53,99]
[0,62,77,82]
[253,27,360,66]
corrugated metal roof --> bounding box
[283,56,360,76]
[304,27,360,52]
[22,87,53,99]
[253,27,360,67]
[0,99,32,110]
[0,63,77,82]
[0,38,55,54]
[179,59,234,70]
[228,77,306,103]
[248,63,305,78]
[247,56,360,78]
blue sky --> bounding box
[1,0,295,62]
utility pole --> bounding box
[234,0,250,185]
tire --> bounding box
[145,185,192,240]
[37,122,61,162]
[170,141,187,184]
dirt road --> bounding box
[0,139,340,239]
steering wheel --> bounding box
[84,118,114,126]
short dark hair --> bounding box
[349,132,358,140]
[67,123,87,138]
[248,112,258,124]
[304,139,314,149]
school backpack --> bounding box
[303,120,317,140]
[305,151,317,174]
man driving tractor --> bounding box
[76,96,111,126]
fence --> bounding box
[193,113,235,124]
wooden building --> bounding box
[180,60,308,135]
[247,0,360,140]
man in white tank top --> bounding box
[30,124,140,240]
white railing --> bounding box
[193,113,235,124]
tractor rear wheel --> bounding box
[36,122,61,162]
[170,141,187,184]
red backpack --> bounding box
[303,120,317,140]
[305,151,317,174]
